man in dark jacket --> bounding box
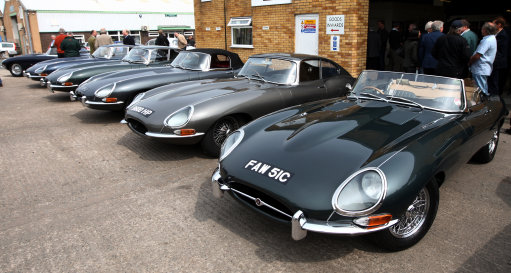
[60,33,81,57]
[431,21,471,79]
[488,17,509,95]
[122,29,136,45]
[419,20,444,75]
[155,30,169,46]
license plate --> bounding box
[129,105,154,117]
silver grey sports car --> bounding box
[123,53,354,156]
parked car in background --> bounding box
[25,44,134,86]
[0,42,18,58]
[211,71,507,251]
[1,47,88,77]
[124,53,354,156]
[73,48,243,111]
[45,46,179,93]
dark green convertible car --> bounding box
[212,71,507,251]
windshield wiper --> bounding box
[386,96,424,110]
[359,92,387,102]
[250,71,268,83]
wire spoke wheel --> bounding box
[389,188,430,238]
[212,118,237,147]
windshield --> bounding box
[170,51,209,70]
[92,46,114,58]
[238,57,297,84]
[352,71,465,112]
[123,48,152,63]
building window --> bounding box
[108,30,141,44]
[228,17,253,48]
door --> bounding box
[295,14,319,55]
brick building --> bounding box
[194,0,369,76]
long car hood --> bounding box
[132,78,267,121]
[77,67,182,95]
[222,98,451,218]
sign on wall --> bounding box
[330,35,339,51]
[252,0,292,7]
[326,15,344,35]
[301,20,316,33]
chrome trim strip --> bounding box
[50,84,78,89]
[28,74,43,79]
[229,187,293,219]
[85,100,124,105]
[144,131,205,138]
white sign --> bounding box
[262,26,270,30]
[326,15,344,35]
[216,27,221,31]
[252,0,292,7]
[330,35,340,51]
[205,27,211,31]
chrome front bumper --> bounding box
[211,168,398,240]
[48,84,78,92]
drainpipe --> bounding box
[223,0,227,50]
[23,10,33,54]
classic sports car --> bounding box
[24,44,134,86]
[1,47,89,77]
[211,71,507,251]
[72,49,243,111]
[124,53,354,156]
[45,45,179,93]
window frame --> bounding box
[228,17,254,48]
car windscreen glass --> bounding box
[238,57,296,84]
[352,71,465,112]
[123,48,151,63]
[170,52,209,70]
[111,47,128,58]
[92,46,113,58]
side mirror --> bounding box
[345,83,352,91]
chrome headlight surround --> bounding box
[94,83,116,98]
[219,129,244,161]
[331,167,387,217]
[164,106,194,128]
[35,65,47,74]
[57,72,73,83]
[127,92,145,109]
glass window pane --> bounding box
[232,27,252,46]
[300,60,320,82]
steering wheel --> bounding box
[362,86,385,95]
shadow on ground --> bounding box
[72,108,125,124]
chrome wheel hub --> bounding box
[389,187,430,238]
[488,129,498,155]
[213,120,234,146]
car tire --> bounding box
[201,116,241,157]
[369,178,439,251]
[9,63,23,77]
[472,128,499,163]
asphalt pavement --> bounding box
[0,69,510,272]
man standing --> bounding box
[54,28,67,58]
[48,35,56,50]
[95,28,113,48]
[122,29,135,45]
[419,20,444,75]
[459,19,479,55]
[488,17,509,95]
[468,22,497,96]
[186,35,195,47]
[60,33,81,58]
[155,30,169,46]
[87,30,97,55]
[432,21,471,79]
[377,20,388,70]
[174,32,187,50]
[388,23,403,71]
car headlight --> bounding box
[128,92,145,108]
[332,168,387,216]
[35,65,47,74]
[94,83,116,98]
[164,106,193,128]
[57,72,73,83]
[219,129,244,161]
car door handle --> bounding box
[317,85,325,89]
